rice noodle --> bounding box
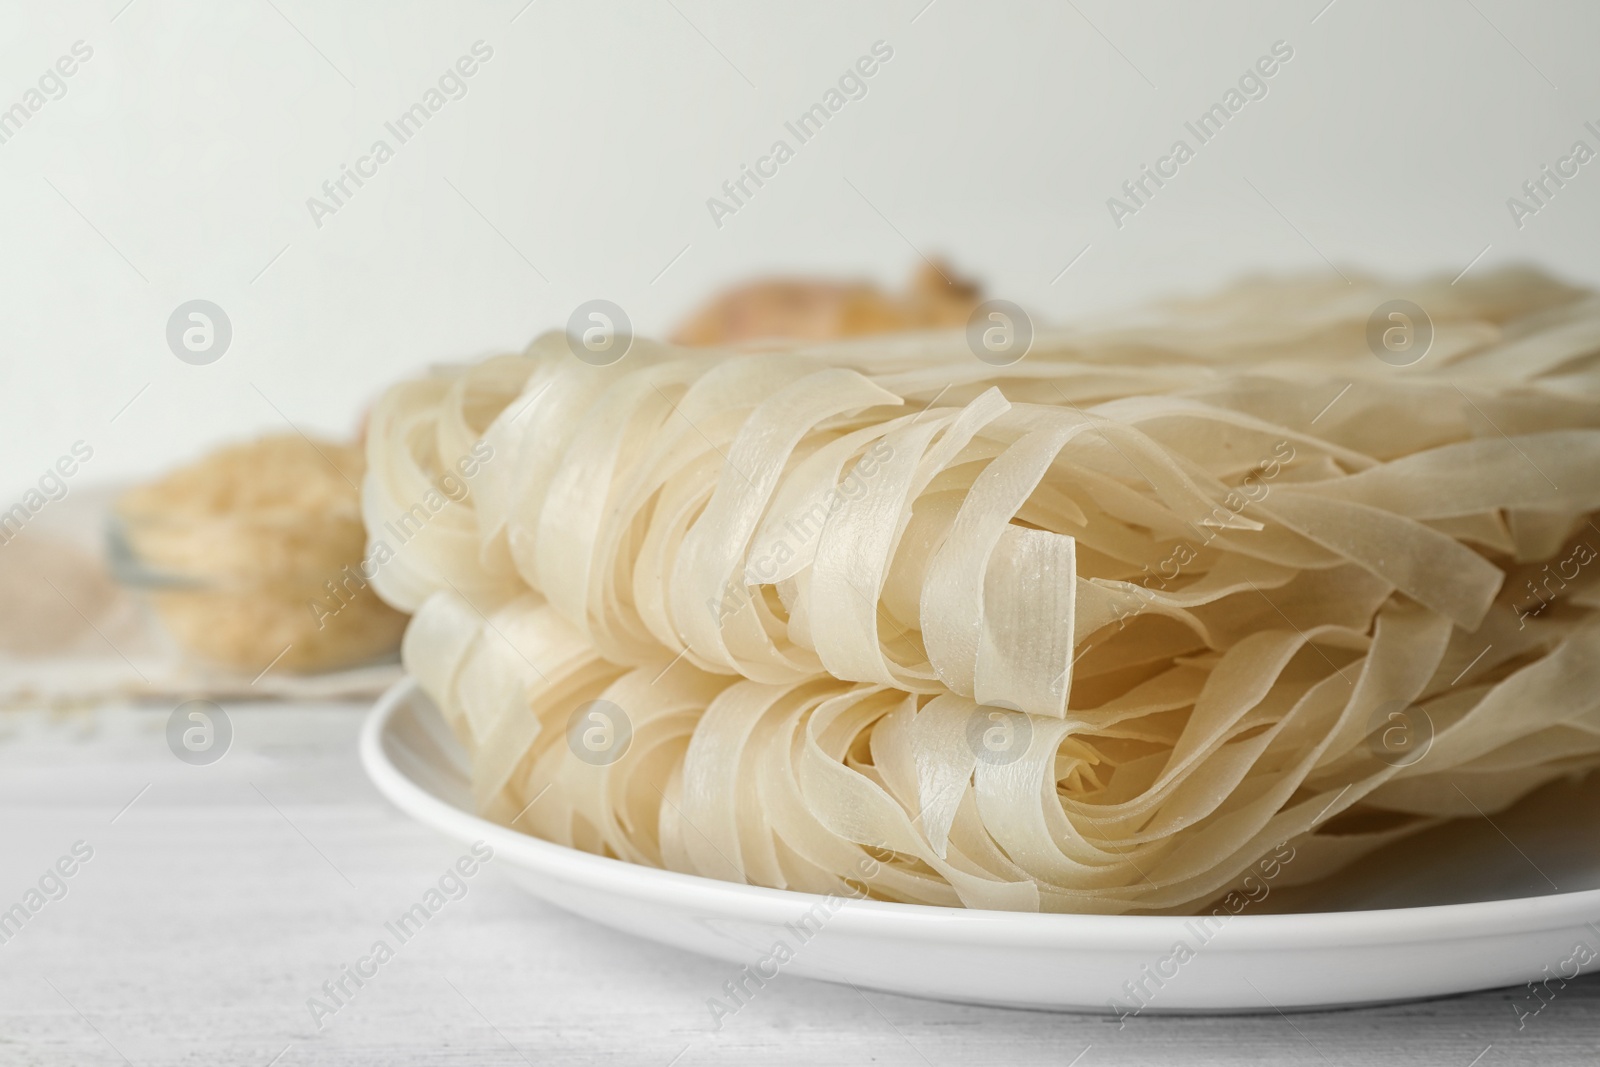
[368,270,1600,914]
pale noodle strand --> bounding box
[368,271,1600,914]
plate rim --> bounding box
[361,675,1600,951]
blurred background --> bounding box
[1,0,1597,495]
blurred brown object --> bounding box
[672,260,981,346]
[116,433,407,675]
[0,533,130,657]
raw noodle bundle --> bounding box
[366,271,1600,913]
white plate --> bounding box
[360,677,1600,1013]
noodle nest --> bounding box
[366,271,1600,914]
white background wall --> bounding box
[1,0,1597,497]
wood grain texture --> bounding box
[0,701,1595,1066]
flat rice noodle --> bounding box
[364,271,1600,915]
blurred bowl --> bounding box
[106,508,406,675]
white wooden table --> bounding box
[2,699,1595,1066]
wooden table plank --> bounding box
[1,701,1595,1066]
